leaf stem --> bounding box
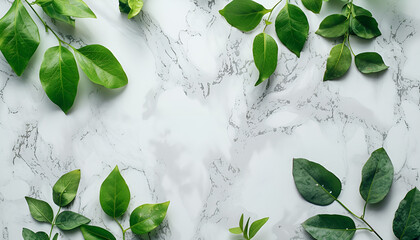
[263,0,283,32]
[345,33,356,56]
[114,217,126,240]
[48,206,61,239]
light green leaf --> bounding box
[80,225,116,240]
[53,233,58,240]
[130,201,170,235]
[25,197,54,223]
[74,45,128,88]
[243,217,250,240]
[22,228,49,240]
[275,3,309,57]
[249,217,269,239]
[55,211,91,230]
[393,188,420,240]
[239,214,244,231]
[316,14,349,38]
[41,4,75,26]
[301,0,322,14]
[351,15,381,39]
[40,45,79,113]
[323,43,352,81]
[128,0,143,19]
[53,169,81,207]
[219,0,270,32]
[253,33,278,86]
[359,148,394,203]
[52,0,96,18]
[302,214,356,240]
[229,227,242,234]
[355,52,388,74]
[100,166,130,218]
[33,0,53,7]
[292,158,341,206]
[0,0,40,76]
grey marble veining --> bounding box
[1,0,419,239]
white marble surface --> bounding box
[1,0,420,239]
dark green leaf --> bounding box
[25,197,54,223]
[219,0,270,32]
[253,33,278,86]
[55,211,91,230]
[292,158,341,206]
[316,14,349,38]
[100,166,130,218]
[359,148,394,203]
[53,233,58,240]
[41,4,75,26]
[119,0,131,14]
[323,43,352,81]
[243,217,250,239]
[22,229,49,240]
[249,217,268,239]
[52,0,96,18]
[40,45,79,113]
[351,15,381,39]
[0,0,40,76]
[302,214,356,240]
[128,0,143,19]
[80,225,116,240]
[275,3,309,57]
[130,201,170,235]
[355,52,388,74]
[301,0,322,14]
[74,45,128,88]
[53,169,81,207]
[239,214,244,231]
[393,188,420,240]
[341,4,372,17]
[229,227,242,234]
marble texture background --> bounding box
[1,0,419,239]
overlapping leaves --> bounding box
[229,214,269,240]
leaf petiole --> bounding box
[48,206,61,240]
[114,217,126,240]
[263,0,283,32]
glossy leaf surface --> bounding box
[393,188,420,240]
[41,5,75,26]
[249,217,269,239]
[22,229,49,240]
[52,0,96,18]
[302,0,322,14]
[323,43,351,81]
[253,33,278,86]
[293,158,341,206]
[100,166,130,218]
[316,14,349,38]
[80,225,116,240]
[130,201,170,235]
[229,227,242,234]
[303,214,356,240]
[0,0,40,76]
[355,52,388,74]
[56,211,91,230]
[128,0,143,18]
[25,197,54,223]
[53,169,81,207]
[351,15,381,39]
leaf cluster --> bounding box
[229,214,269,240]
[23,166,170,240]
[292,148,420,240]
[0,0,129,113]
[318,2,388,81]
[119,0,143,19]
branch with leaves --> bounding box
[229,214,269,240]
[23,166,170,240]
[292,148,420,240]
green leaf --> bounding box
[316,14,349,38]
[239,214,244,231]
[0,0,40,76]
[275,3,309,57]
[359,148,394,204]
[243,217,250,240]
[53,233,58,240]
[341,4,372,17]
[33,0,53,7]
[100,166,130,218]
[302,214,356,240]
[323,43,352,81]
[41,4,75,26]
[39,45,79,113]
[130,201,170,235]
[351,15,381,39]
[53,169,81,207]
[249,217,269,239]
[55,211,91,230]
[22,229,49,240]
[25,197,54,223]
[355,52,388,74]
[292,158,341,206]
[52,0,96,18]
[74,45,128,89]
[127,0,143,19]
[219,0,270,32]
[119,0,131,14]
[393,188,420,240]
[253,33,278,86]
[229,227,243,234]
[80,225,116,240]
[301,0,322,14]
